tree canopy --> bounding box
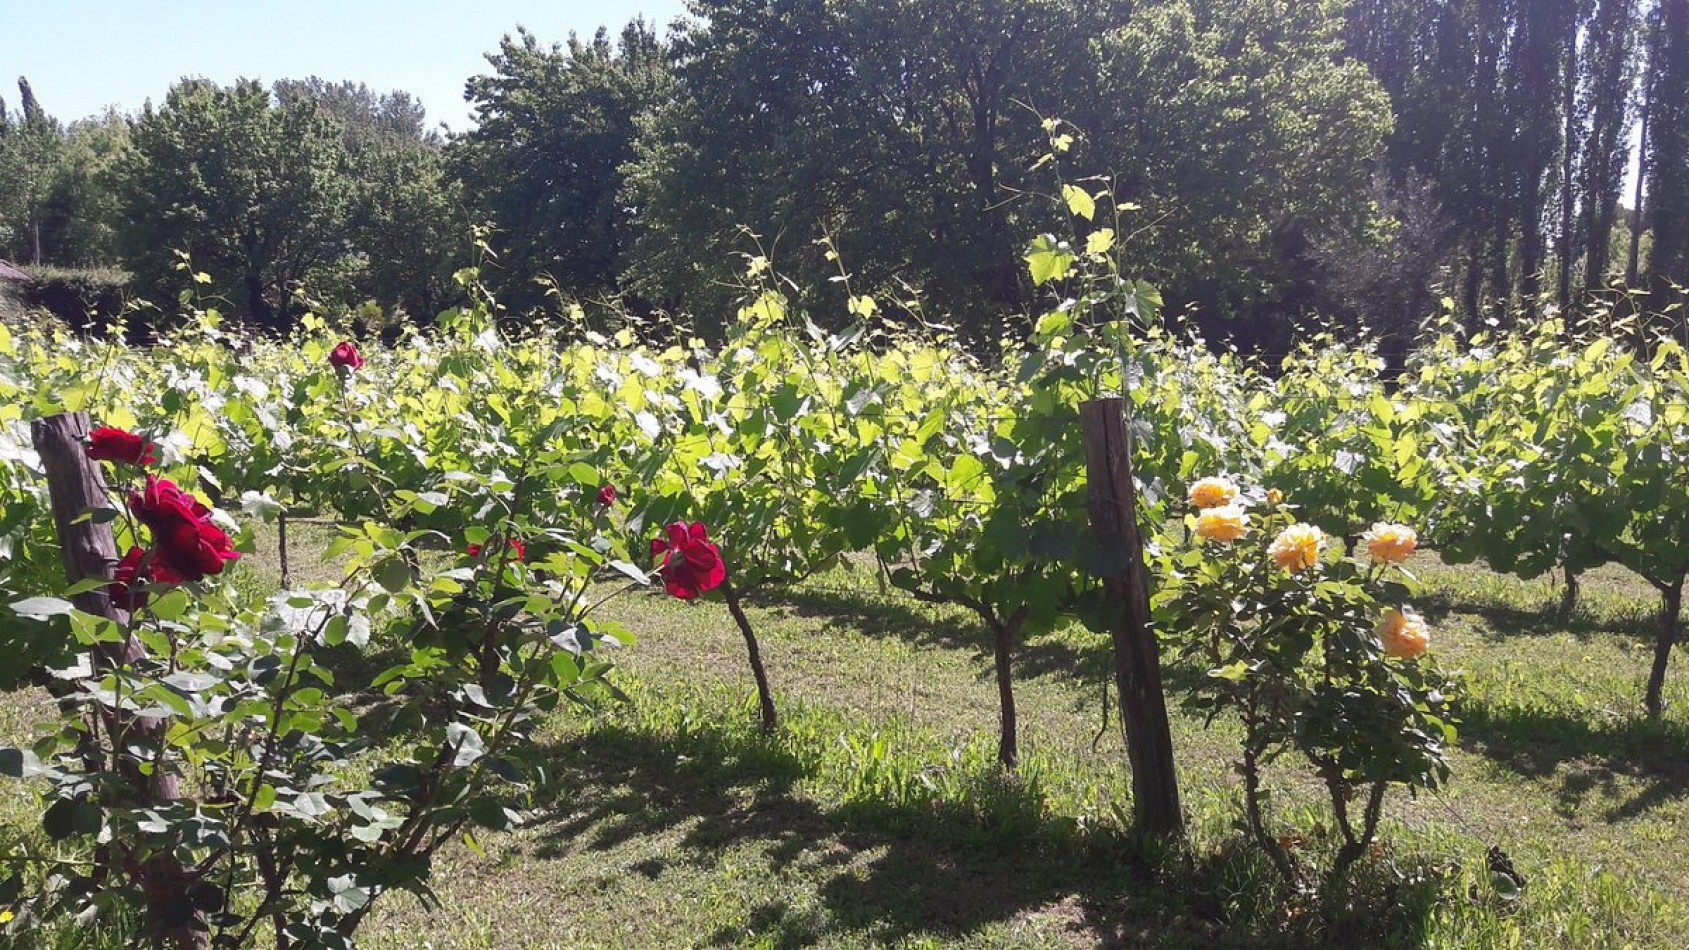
[2,1,1685,346]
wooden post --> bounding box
[32,413,126,624]
[1080,398,1184,837]
[31,411,209,949]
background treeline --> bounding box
[1,0,1686,351]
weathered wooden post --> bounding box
[32,411,209,949]
[1079,397,1183,837]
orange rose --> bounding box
[1363,522,1418,565]
[1194,505,1250,543]
[1265,488,1284,508]
[1377,608,1430,659]
[1188,476,1239,510]
[1268,523,1326,573]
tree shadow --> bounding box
[750,584,1119,689]
[514,714,1438,948]
[1457,698,1689,821]
[1416,589,1653,642]
[751,584,987,654]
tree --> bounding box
[0,77,65,266]
[273,77,434,147]
[1313,171,1455,371]
[1578,0,1644,295]
[115,79,356,328]
[1504,0,1584,317]
[1345,0,1653,326]
[454,22,674,315]
[625,0,1142,341]
[1083,0,1391,348]
[37,110,130,267]
[1644,0,1689,316]
[277,78,468,321]
[623,0,1383,345]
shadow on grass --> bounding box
[751,584,1119,688]
[1458,698,1689,821]
[517,712,1440,948]
[752,584,985,652]
[1416,588,1654,643]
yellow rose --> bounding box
[1194,504,1250,542]
[1265,488,1284,508]
[1268,523,1326,572]
[1376,607,1430,659]
[1188,476,1239,510]
[1363,522,1418,565]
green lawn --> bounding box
[5,530,1688,947]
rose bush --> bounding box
[1156,479,1460,888]
[0,308,664,948]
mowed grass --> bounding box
[4,526,1688,947]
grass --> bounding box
[4,527,1689,947]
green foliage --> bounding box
[1085,0,1391,340]
[6,223,1689,940]
[1643,0,1689,310]
[19,266,130,331]
[34,111,130,268]
[0,304,648,946]
[115,79,356,329]
[0,79,66,267]
[621,0,1387,344]
[114,78,463,331]
[454,22,673,315]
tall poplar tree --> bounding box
[1578,0,1643,294]
[1644,0,1689,311]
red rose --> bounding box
[108,546,149,611]
[328,340,365,370]
[467,538,524,562]
[127,475,241,583]
[597,484,617,506]
[650,521,726,600]
[87,427,156,466]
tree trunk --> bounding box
[720,579,778,733]
[1492,216,1514,322]
[244,269,274,329]
[1627,91,1650,288]
[32,412,209,949]
[989,612,1019,769]
[1559,22,1580,314]
[1463,251,1484,330]
[1645,577,1683,718]
[1559,568,1581,617]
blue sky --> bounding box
[2,0,691,132]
